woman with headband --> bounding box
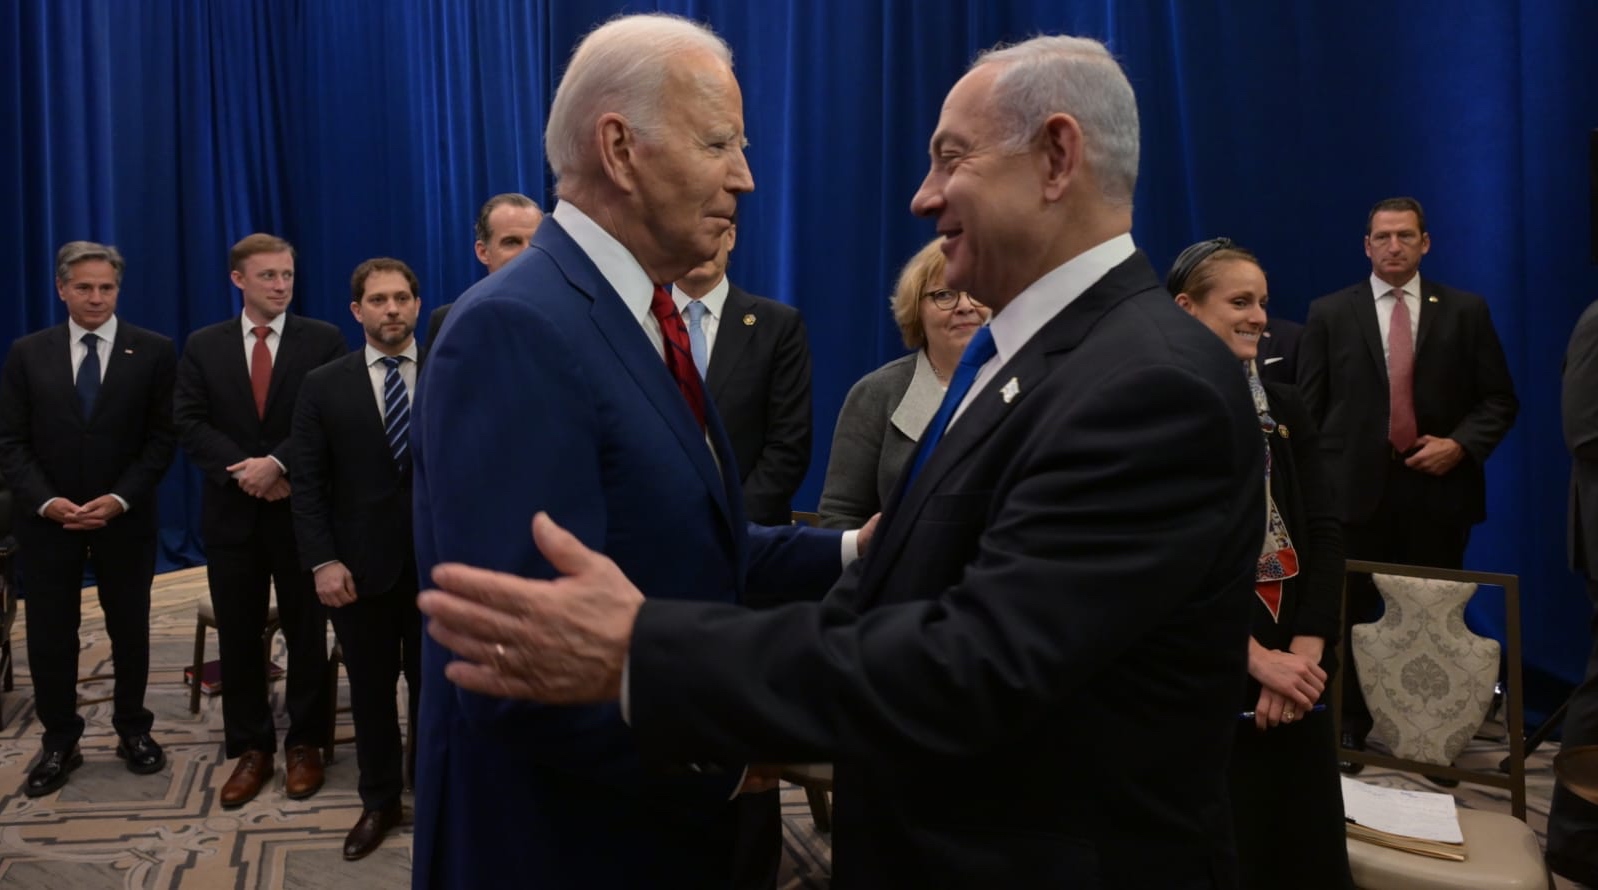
[1168,239,1353,890]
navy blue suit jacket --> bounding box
[409,217,842,889]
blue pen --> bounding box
[1238,703,1326,720]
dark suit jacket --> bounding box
[409,216,844,889]
[424,303,451,346]
[0,321,177,539]
[628,253,1265,889]
[291,348,421,596]
[1566,300,1598,576]
[1298,278,1517,526]
[173,313,348,546]
[703,283,811,526]
[1250,381,1343,685]
[1257,317,1302,385]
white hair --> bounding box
[974,35,1140,205]
[545,13,733,194]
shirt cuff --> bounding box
[269,455,287,474]
[37,497,57,517]
[311,560,339,573]
[840,530,860,567]
[111,494,129,513]
[620,654,632,725]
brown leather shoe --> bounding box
[283,745,325,800]
[342,800,404,861]
[220,750,274,809]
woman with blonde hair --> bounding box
[817,238,988,528]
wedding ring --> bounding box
[494,643,507,667]
[1283,709,1296,721]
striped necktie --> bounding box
[380,356,411,468]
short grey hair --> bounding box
[974,35,1140,205]
[544,13,733,194]
[55,241,125,284]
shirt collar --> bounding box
[242,311,287,337]
[364,341,419,367]
[552,200,658,330]
[986,233,1137,366]
[672,275,730,319]
[1370,272,1420,300]
[68,314,117,344]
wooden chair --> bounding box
[189,593,280,714]
[1334,560,1549,889]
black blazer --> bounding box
[291,348,419,596]
[703,284,812,526]
[0,321,177,538]
[1257,317,1302,385]
[1299,278,1518,526]
[1248,381,1344,695]
[629,253,1264,888]
[424,302,452,346]
[173,313,348,545]
[1565,300,1598,576]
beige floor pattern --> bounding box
[0,567,1584,888]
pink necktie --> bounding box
[1386,289,1417,452]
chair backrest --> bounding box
[1335,559,1528,820]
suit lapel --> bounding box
[45,325,83,423]
[858,252,1155,599]
[343,350,389,445]
[1352,283,1386,378]
[704,286,752,399]
[539,221,736,536]
[265,314,304,417]
[225,317,256,418]
[91,323,138,424]
[1415,278,1442,355]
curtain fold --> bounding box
[3,0,1596,712]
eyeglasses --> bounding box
[922,289,982,310]
[1367,231,1422,247]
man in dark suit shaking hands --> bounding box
[1298,198,1518,767]
[420,33,1265,888]
[174,234,347,808]
[292,257,424,860]
[0,241,177,797]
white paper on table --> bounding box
[1340,777,1464,844]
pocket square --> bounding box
[1263,356,1284,365]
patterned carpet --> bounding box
[0,568,834,889]
[0,567,1581,888]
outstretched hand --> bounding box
[418,512,643,703]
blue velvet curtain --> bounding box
[4,0,1596,714]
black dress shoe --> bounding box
[1338,731,1366,776]
[343,801,404,861]
[115,734,166,775]
[25,747,84,798]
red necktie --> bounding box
[1386,289,1417,452]
[251,325,272,419]
[649,285,706,429]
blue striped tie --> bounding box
[380,356,410,469]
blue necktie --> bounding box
[76,332,102,417]
[381,356,411,468]
[905,326,997,486]
[685,300,710,379]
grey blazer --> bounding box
[1566,299,1598,577]
[817,350,943,528]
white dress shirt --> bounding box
[672,276,729,355]
[1371,272,1420,364]
[949,233,1137,426]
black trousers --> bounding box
[19,519,156,752]
[206,508,329,758]
[328,577,421,810]
[1339,458,1471,740]
[1230,709,1354,890]
[1547,576,1598,882]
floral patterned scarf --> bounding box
[1250,361,1298,621]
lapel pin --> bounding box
[1000,377,1020,404]
[1277,424,1290,439]
[742,314,756,326]
[1427,295,1439,303]
[123,348,134,354]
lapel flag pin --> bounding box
[1278,424,1290,439]
[124,348,134,354]
[1000,377,1020,404]
[742,314,756,326]
[1427,295,1439,303]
